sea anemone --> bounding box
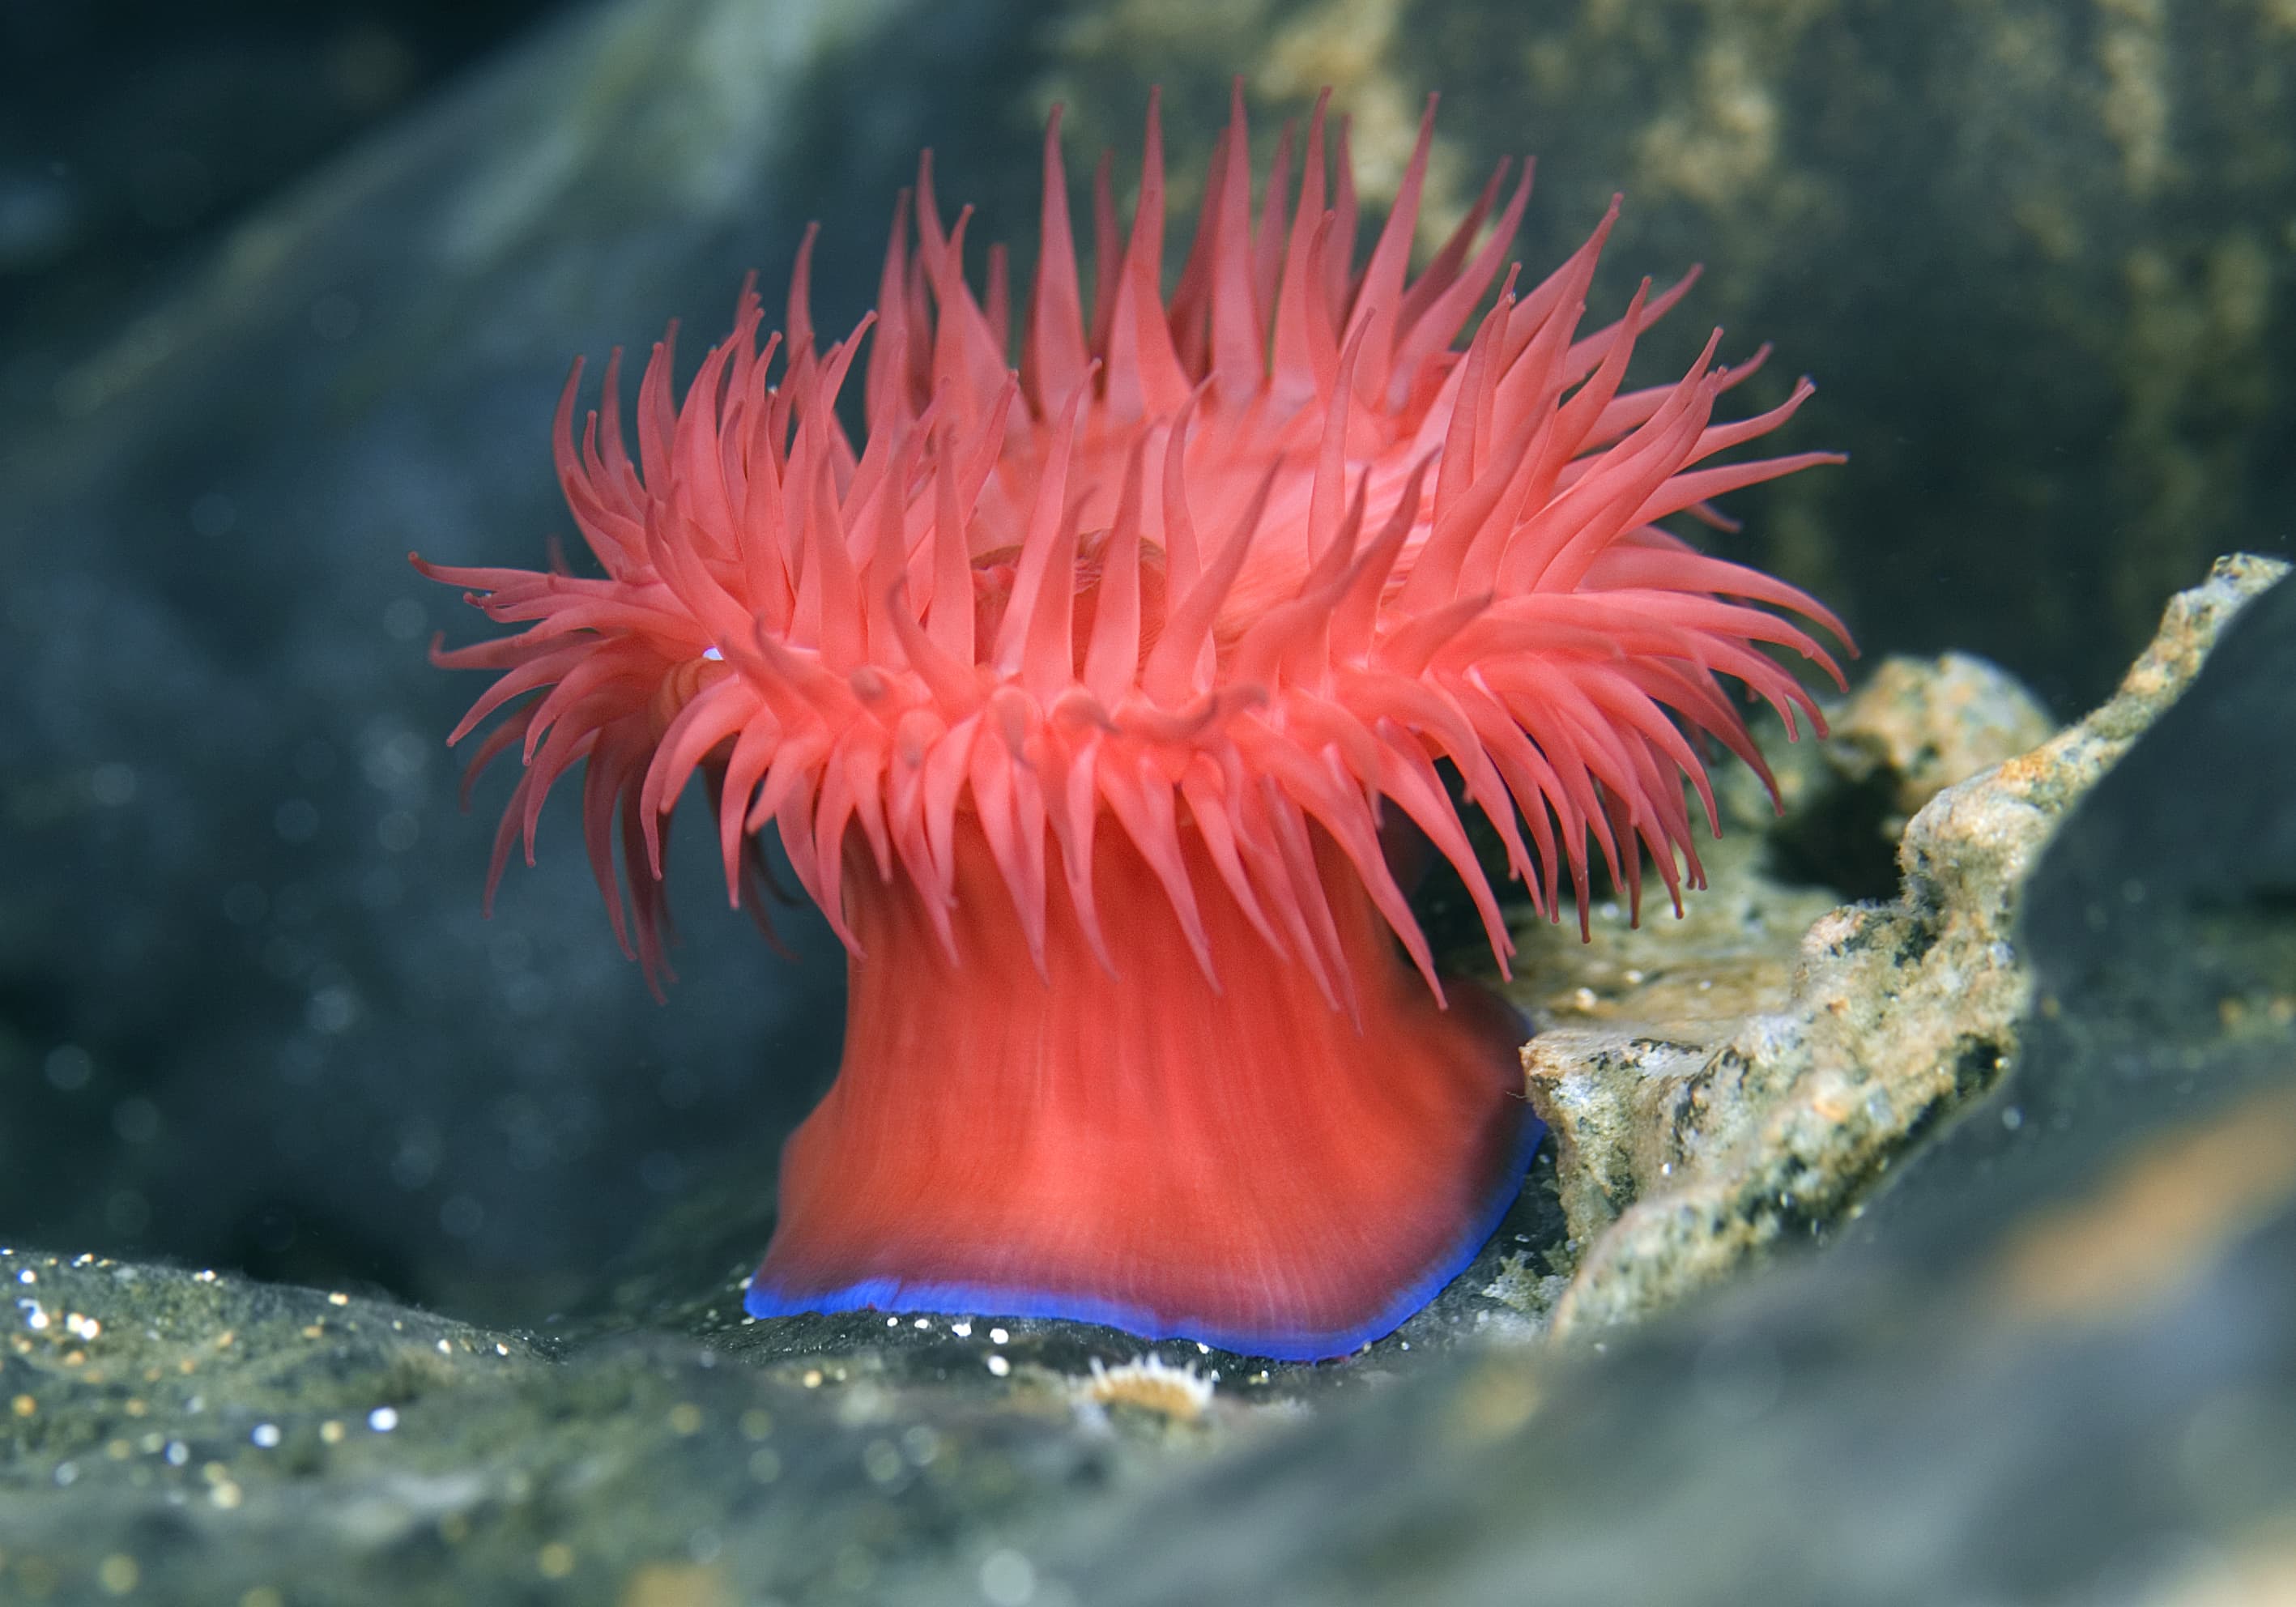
[418,85,1851,1360]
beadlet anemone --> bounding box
[418,87,1851,1360]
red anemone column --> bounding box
[745,816,1537,1359]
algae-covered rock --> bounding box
[1525,552,2289,1339]
[0,1250,1131,1605]
[1828,652,2058,827]
[1755,649,2060,900]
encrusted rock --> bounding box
[1829,652,2058,826]
[1527,552,2290,1339]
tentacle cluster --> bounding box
[420,85,1851,1003]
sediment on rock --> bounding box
[1523,552,2290,1339]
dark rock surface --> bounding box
[0,2,569,365]
[0,1167,1570,1605]
[0,1247,1124,1607]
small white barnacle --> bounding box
[1077,1352,1216,1424]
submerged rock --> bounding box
[0,1248,1137,1605]
[0,1232,1561,1603]
[1761,649,2060,901]
[1522,553,2287,1339]
[1828,651,2059,829]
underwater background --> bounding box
[5,1,2296,1602]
